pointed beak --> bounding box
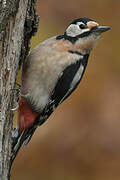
[92,26,111,33]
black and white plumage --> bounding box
[11,17,110,163]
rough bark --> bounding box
[0,0,39,179]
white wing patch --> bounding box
[70,64,84,90]
[59,64,84,104]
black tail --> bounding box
[10,126,37,167]
[10,114,47,168]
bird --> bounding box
[11,17,110,162]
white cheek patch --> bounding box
[66,24,81,37]
[66,24,90,37]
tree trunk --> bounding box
[0,0,39,179]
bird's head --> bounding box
[63,17,110,54]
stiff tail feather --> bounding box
[10,125,37,166]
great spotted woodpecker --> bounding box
[11,18,110,160]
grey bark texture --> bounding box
[0,0,39,179]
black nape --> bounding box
[56,33,78,44]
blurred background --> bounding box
[11,0,120,179]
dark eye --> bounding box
[79,24,86,29]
